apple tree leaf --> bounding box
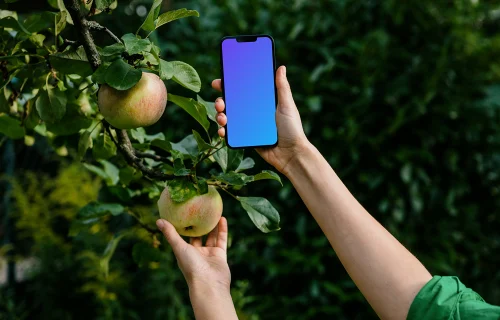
[238,197,280,233]
[167,179,198,203]
[104,59,142,91]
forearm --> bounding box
[286,142,432,320]
[189,281,238,320]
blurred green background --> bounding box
[2,0,500,319]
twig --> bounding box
[63,0,100,70]
[86,21,122,44]
[135,152,170,162]
[192,139,224,170]
[58,39,79,52]
[115,128,173,180]
[219,186,239,201]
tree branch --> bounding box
[115,128,172,180]
[66,1,172,182]
[86,21,122,44]
[63,0,100,70]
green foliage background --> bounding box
[2,0,500,319]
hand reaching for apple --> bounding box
[156,217,231,290]
[211,65,309,176]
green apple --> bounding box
[158,185,223,237]
[98,72,167,129]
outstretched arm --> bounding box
[285,142,432,320]
[212,66,432,320]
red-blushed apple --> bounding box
[157,185,223,237]
[98,72,167,129]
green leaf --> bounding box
[0,89,9,113]
[214,172,253,186]
[236,157,255,172]
[138,0,162,33]
[254,170,283,186]
[213,146,228,172]
[192,129,211,152]
[119,166,143,185]
[24,102,41,130]
[227,148,243,172]
[50,46,93,77]
[130,127,165,143]
[238,197,280,233]
[121,33,152,55]
[93,133,117,160]
[45,101,92,135]
[35,86,67,123]
[0,70,19,91]
[0,114,24,139]
[132,242,165,267]
[100,43,125,62]
[95,0,115,10]
[169,61,201,92]
[196,177,208,195]
[77,201,124,220]
[29,34,45,47]
[104,59,142,91]
[155,9,199,30]
[159,59,174,80]
[167,179,198,203]
[171,134,199,158]
[130,128,146,143]
[168,94,210,132]
[197,95,217,122]
[55,11,67,36]
[173,158,191,176]
[83,160,119,185]
[0,16,31,34]
[91,63,110,84]
[101,232,127,278]
[151,139,172,152]
[23,12,55,33]
[78,130,93,160]
[100,160,120,185]
[214,146,243,173]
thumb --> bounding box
[275,65,295,109]
[156,219,186,255]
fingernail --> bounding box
[156,219,165,230]
[283,66,286,76]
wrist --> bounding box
[282,139,317,178]
[188,278,231,297]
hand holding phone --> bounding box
[214,54,308,175]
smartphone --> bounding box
[220,34,278,149]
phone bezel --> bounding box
[219,34,278,149]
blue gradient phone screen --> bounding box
[222,36,277,148]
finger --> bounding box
[215,97,225,113]
[190,237,202,247]
[275,65,295,109]
[205,223,219,247]
[212,79,222,92]
[216,217,228,252]
[216,113,227,126]
[156,219,186,255]
[218,127,226,138]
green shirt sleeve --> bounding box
[407,276,500,320]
